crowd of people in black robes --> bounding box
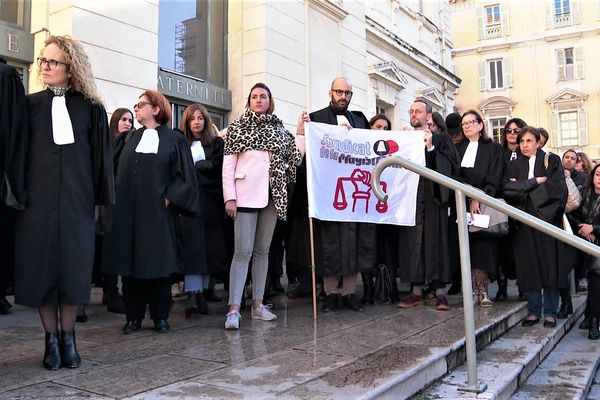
[2,36,600,373]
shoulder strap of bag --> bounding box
[544,151,550,170]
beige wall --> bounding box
[450,0,600,158]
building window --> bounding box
[556,47,584,80]
[554,0,571,26]
[376,105,386,116]
[485,4,502,38]
[547,0,579,28]
[0,0,25,27]
[488,59,504,89]
[559,111,578,147]
[489,117,507,143]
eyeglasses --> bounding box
[37,57,69,70]
[461,119,478,128]
[133,101,152,110]
[331,89,353,97]
[505,128,520,134]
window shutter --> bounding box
[550,111,560,148]
[556,49,565,81]
[574,47,584,79]
[501,1,510,36]
[477,6,484,40]
[572,0,581,25]
[545,0,554,29]
[598,0,600,20]
[578,110,588,146]
[503,58,513,87]
[479,61,487,91]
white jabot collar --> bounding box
[135,128,159,154]
[51,96,75,145]
[461,141,478,168]
[190,140,205,162]
[528,156,536,179]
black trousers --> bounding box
[589,273,600,319]
[122,277,171,321]
[0,205,15,297]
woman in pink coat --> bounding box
[222,82,307,330]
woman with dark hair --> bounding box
[502,118,527,162]
[504,126,568,328]
[538,127,549,148]
[369,114,391,131]
[178,103,226,316]
[109,108,134,139]
[222,82,306,330]
[14,35,114,370]
[496,117,527,302]
[569,163,600,339]
[428,111,447,134]
[103,89,199,334]
[456,109,504,306]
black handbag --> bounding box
[468,201,509,237]
[373,264,393,304]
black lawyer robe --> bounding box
[103,125,199,279]
[14,89,114,307]
[397,132,460,284]
[503,149,569,292]
[0,61,28,209]
[178,137,227,276]
[456,139,505,279]
[308,105,376,277]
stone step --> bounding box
[275,296,531,399]
[510,315,600,400]
[414,294,588,400]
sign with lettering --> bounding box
[0,26,33,62]
[157,68,232,111]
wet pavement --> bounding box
[0,284,529,399]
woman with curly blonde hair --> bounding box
[13,35,114,370]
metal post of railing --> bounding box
[454,189,487,393]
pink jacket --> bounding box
[222,136,305,208]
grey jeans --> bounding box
[228,201,278,306]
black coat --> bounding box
[0,62,27,209]
[14,89,114,307]
[103,125,198,279]
[457,138,505,278]
[308,105,376,276]
[397,132,460,284]
[503,149,569,291]
[178,137,227,275]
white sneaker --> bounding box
[251,304,277,321]
[224,311,241,330]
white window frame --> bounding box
[489,117,507,143]
[559,110,578,147]
[556,47,584,81]
[488,59,504,89]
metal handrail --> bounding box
[371,155,600,394]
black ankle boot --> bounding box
[195,292,211,314]
[43,332,61,370]
[494,278,507,301]
[589,318,600,340]
[60,331,81,368]
[557,293,573,319]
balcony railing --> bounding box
[554,13,571,27]
[485,24,502,38]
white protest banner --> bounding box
[305,122,425,226]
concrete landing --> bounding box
[0,286,533,399]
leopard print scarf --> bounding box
[224,109,302,220]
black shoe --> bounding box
[75,305,88,323]
[287,284,311,299]
[543,318,557,328]
[342,294,363,311]
[0,297,12,315]
[122,320,142,334]
[589,318,600,340]
[60,331,81,368]
[494,279,508,302]
[195,293,211,315]
[43,332,62,370]
[580,317,591,330]
[557,301,573,319]
[271,277,285,293]
[447,282,461,295]
[204,289,222,302]
[521,317,540,327]
[107,294,126,314]
[322,294,338,312]
[153,319,170,332]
